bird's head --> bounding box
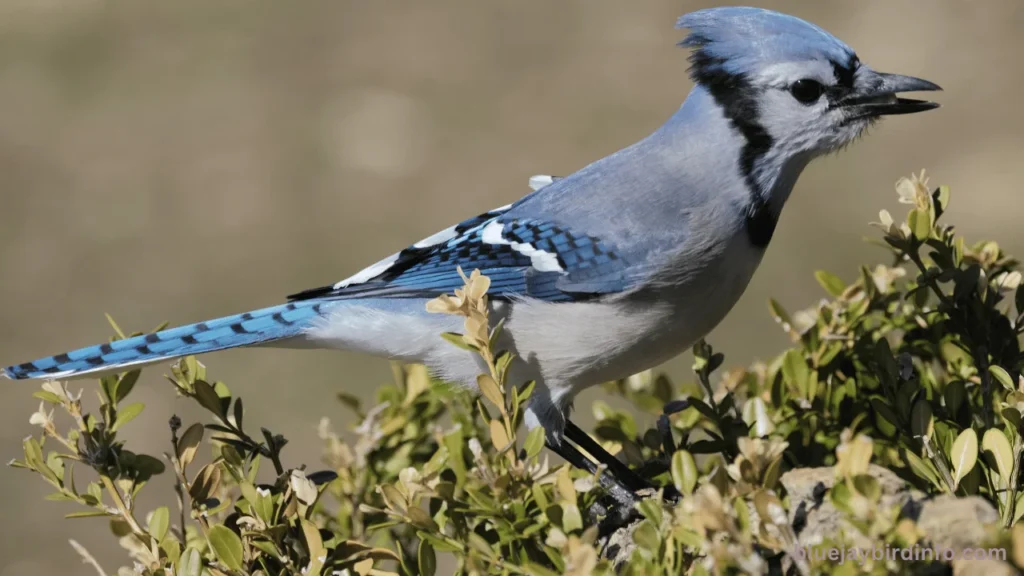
[677,7,941,161]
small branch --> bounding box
[168,418,188,539]
[100,474,146,536]
[68,539,106,576]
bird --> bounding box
[4,7,940,516]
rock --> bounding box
[779,466,1016,575]
[780,464,920,547]
[916,495,999,552]
[598,465,1018,573]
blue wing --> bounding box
[289,202,633,303]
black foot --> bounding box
[563,420,681,503]
[545,419,679,535]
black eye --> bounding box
[790,79,825,104]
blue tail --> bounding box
[2,300,331,380]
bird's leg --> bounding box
[563,421,650,492]
[545,435,638,526]
[563,420,681,502]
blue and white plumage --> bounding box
[3,8,939,493]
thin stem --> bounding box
[1006,436,1022,528]
[168,423,188,539]
[100,475,145,536]
[922,436,957,494]
[907,251,954,310]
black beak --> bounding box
[840,72,942,121]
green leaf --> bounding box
[232,397,244,430]
[148,506,170,543]
[945,381,966,417]
[65,510,111,519]
[177,547,203,576]
[870,397,901,429]
[193,380,226,418]
[982,428,1015,487]
[903,449,941,489]
[814,270,846,297]
[781,349,811,397]
[32,391,64,404]
[176,423,204,470]
[852,474,881,502]
[417,531,462,554]
[418,539,437,576]
[934,185,951,215]
[467,532,495,559]
[989,366,1015,392]
[910,399,933,439]
[115,370,141,403]
[111,402,144,431]
[207,525,244,571]
[162,538,181,566]
[300,518,326,574]
[476,374,505,410]
[189,464,222,503]
[767,299,792,330]
[951,428,979,489]
[637,499,663,526]
[105,314,127,339]
[561,503,583,533]
[440,332,473,351]
[670,450,698,496]
[523,427,545,460]
[632,520,661,552]
[908,208,931,240]
[408,507,440,532]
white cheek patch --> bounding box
[333,254,399,288]
[481,221,564,273]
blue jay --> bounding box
[4,7,939,513]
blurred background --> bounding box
[0,0,1021,572]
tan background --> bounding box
[0,1,1021,573]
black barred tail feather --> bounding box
[2,300,331,380]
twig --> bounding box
[168,417,188,539]
[68,539,106,576]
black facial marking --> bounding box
[688,51,778,249]
[832,54,859,90]
[745,200,778,248]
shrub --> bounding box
[12,172,1024,574]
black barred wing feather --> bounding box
[289,208,632,303]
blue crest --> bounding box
[677,7,856,77]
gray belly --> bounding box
[505,232,765,401]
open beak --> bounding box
[839,72,942,121]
